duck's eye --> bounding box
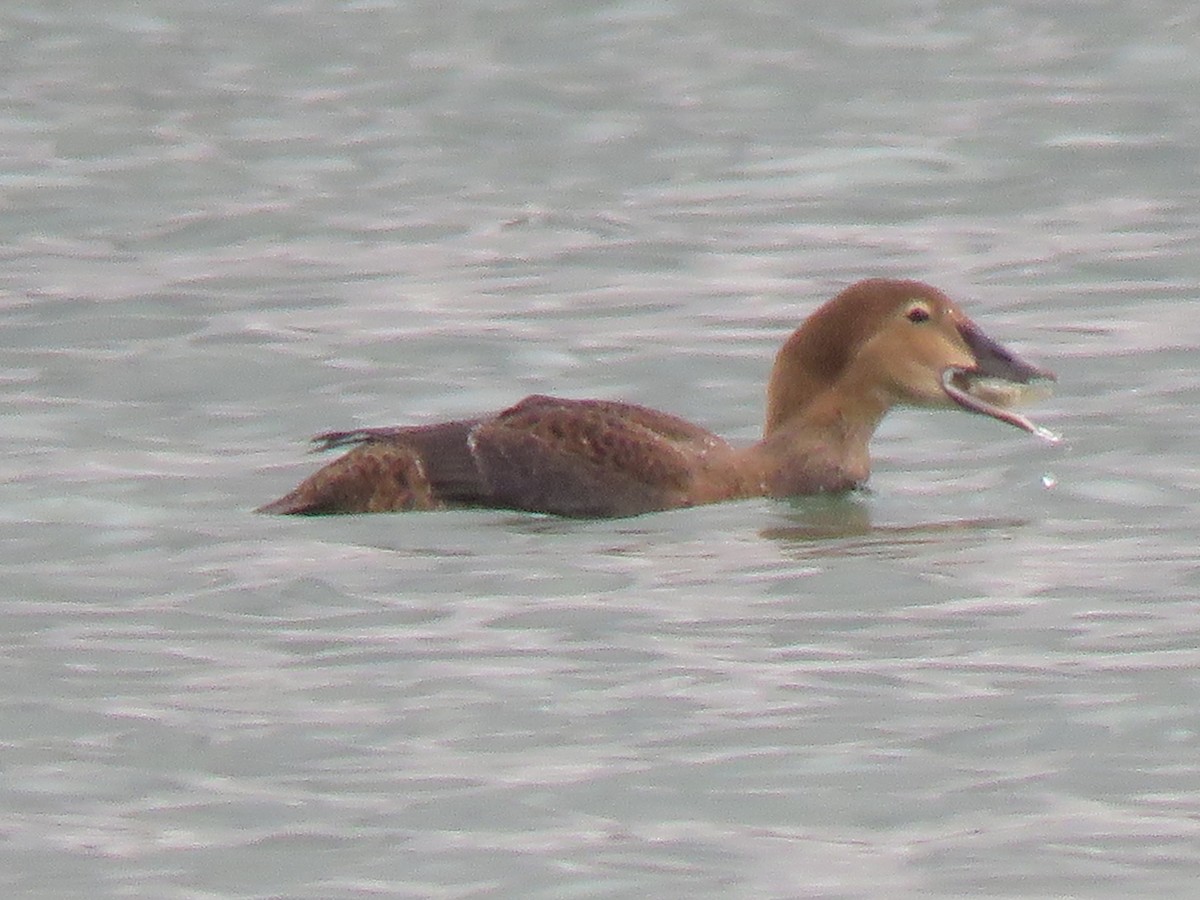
[906,303,932,323]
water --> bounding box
[2,1,1200,897]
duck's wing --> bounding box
[467,395,725,517]
[258,395,727,517]
[256,418,486,515]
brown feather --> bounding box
[258,279,1054,518]
[471,396,723,516]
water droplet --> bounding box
[1041,473,1057,489]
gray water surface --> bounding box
[3,2,1200,897]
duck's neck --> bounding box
[749,379,892,497]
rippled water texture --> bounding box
[2,2,1200,897]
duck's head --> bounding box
[766,278,1055,437]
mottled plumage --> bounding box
[258,278,1054,517]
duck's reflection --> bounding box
[761,495,1027,558]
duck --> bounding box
[257,278,1055,518]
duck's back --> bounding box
[257,394,733,517]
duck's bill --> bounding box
[942,369,1053,435]
[945,319,1059,441]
